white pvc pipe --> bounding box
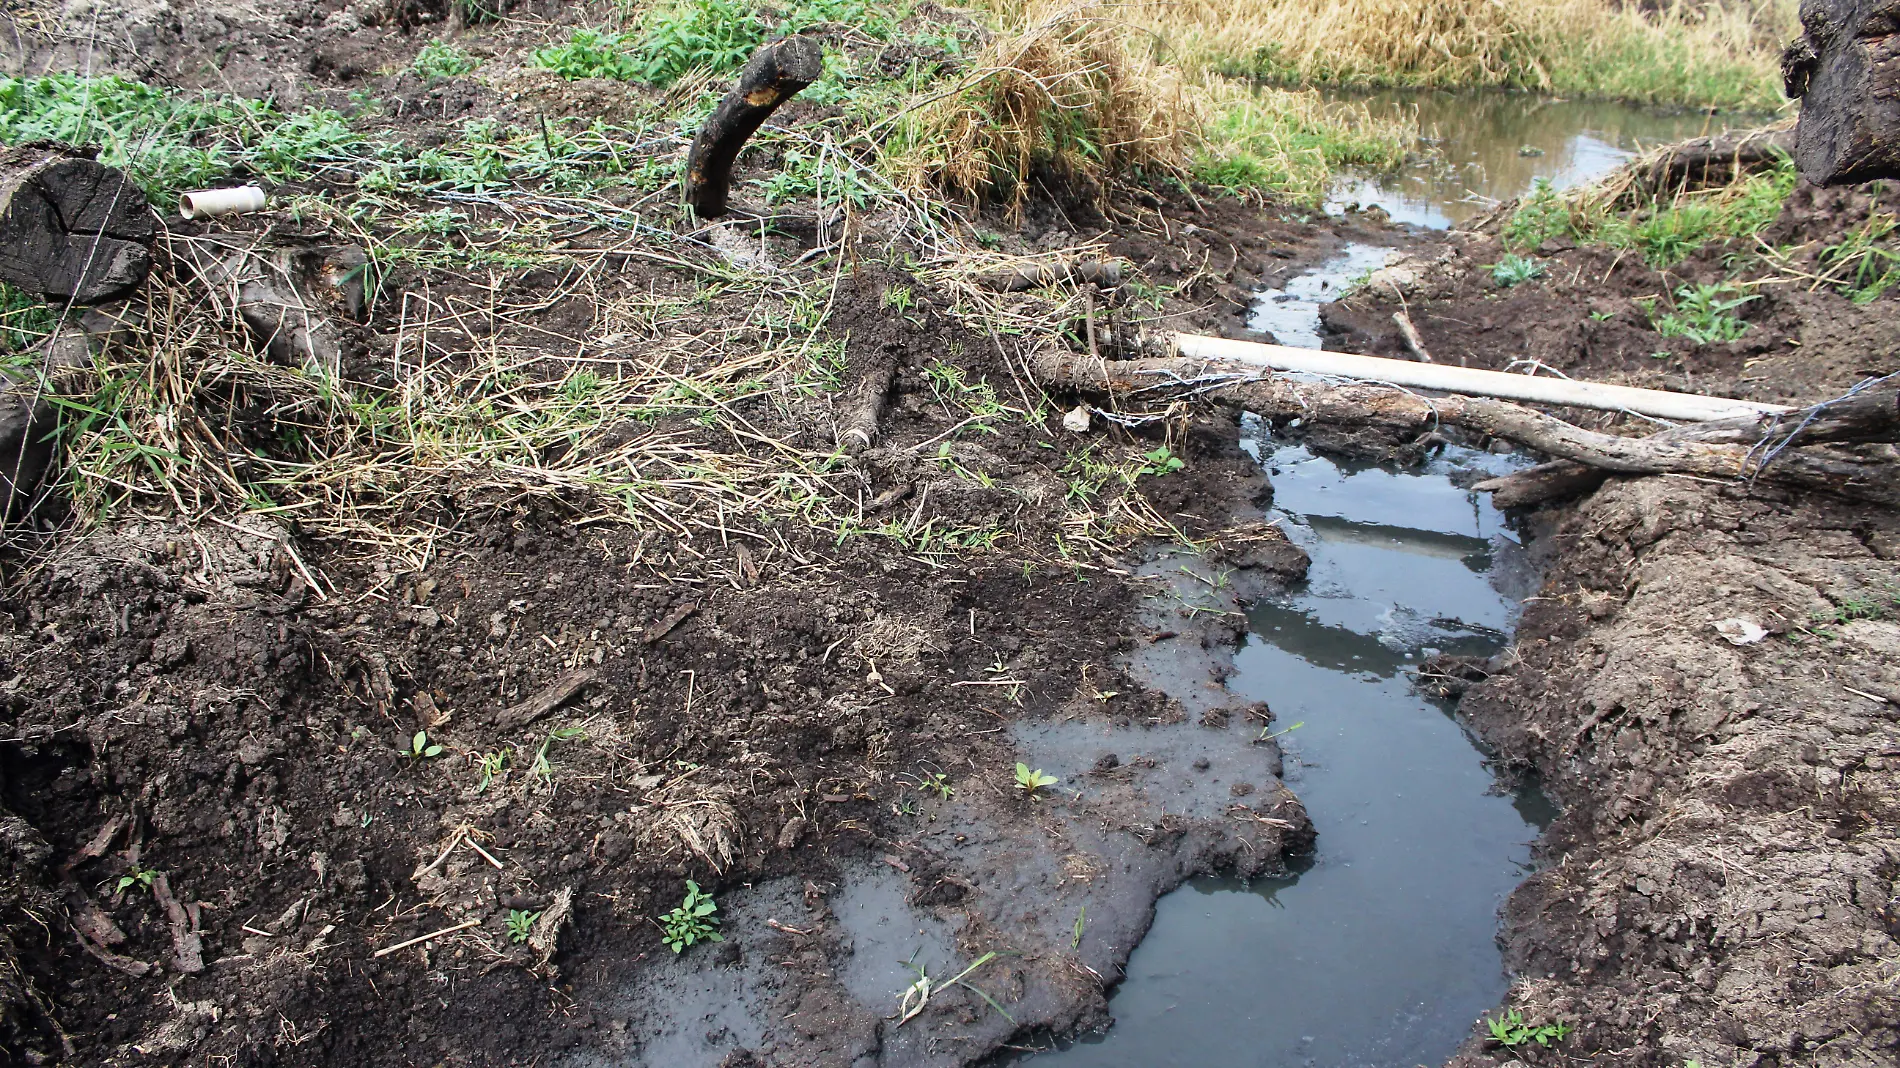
[178,186,266,220]
[1172,333,1791,423]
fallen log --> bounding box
[1473,378,1900,505]
[1170,334,1788,422]
[169,234,348,376]
[1035,349,1900,506]
[1783,0,1900,184]
[0,318,109,518]
[1637,127,1796,193]
[685,36,824,219]
[0,145,157,305]
[975,257,1125,292]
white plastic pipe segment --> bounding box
[1171,334,1792,422]
[178,186,267,220]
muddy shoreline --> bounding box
[2,1,1897,1064]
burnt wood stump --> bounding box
[1784,0,1900,184]
[0,145,156,305]
[685,36,824,219]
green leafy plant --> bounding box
[917,771,954,801]
[414,39,480,78]
[507,908,541,943]
[474,746,511,793]
[1485,1009,1573,1049]
[401,730,445,760]
[1071,905,1087,949]
[897,950,1011,1025]
[114,866,158,894]
[659,880,723,953]
[1014,762,1059,794]
[528,725,586,786]
[1489,254,1544,287]
[1652,283,1756,343]
[1137,446,1186,477]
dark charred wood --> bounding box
[0,145,157,305]
[1785,0,1900,184]
[685,37,825,219]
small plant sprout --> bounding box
[1014,763,1059,795]
[1259,720,1306,742]
[1138,445,1185,477]
[506,909,541,944]
[897,950,1011,1026]
[660,881,722,953]
[401,730,444,760]
[474,747,511,793]
[114,867,158,894]
[1489,254,1545,287]
[916,770,954,801]
[1071,905,1087,949]
[1485,1009,1573,1049]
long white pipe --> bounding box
[1172,334,1790,423]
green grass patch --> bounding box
[414,39,481,78]
[1504,159,1797,267]
[1191,88,1412,204]
[0,73,360,203]
[535,0,908,86]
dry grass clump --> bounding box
[1125,0,1798,110]
[884,0,1198,206]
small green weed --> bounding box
[1014,762,1058,794]
[507,908,541,944]
[660,880,723,953]
[1489,254,1544,287]
[474,746,511,793]
[414,39,480,78]
[897,950,1011,1026]
[914,770,954,801]
[1137,446,1186,477]
[401,730,445,760]
[1071,905,1087,949]
[532,30,647,81]
[1651,284,1756,344]
[1485,1009,1573,1049]
[113,867,158,894]
[528,725,586,786]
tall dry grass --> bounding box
[883,0,1419,207]
[1125,0,1798,110]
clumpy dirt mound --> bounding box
[1458,478,1900,1068]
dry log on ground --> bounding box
[975,258,1125,292]
[1784,0,1900,184]
[1637,127,1797,193]
[0,318,112,517]
[685,37,824,219]
[170,234,351,376]
[1037,350,1900,505]
[0,146,156,305]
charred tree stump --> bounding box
[0,145,156,305]
[685,36,824,219]
[1784,0,1900,184]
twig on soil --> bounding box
[464,837,505,869]
[372,918,481,958]
[498,667,598,729]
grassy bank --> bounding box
[1123,0,1797,110]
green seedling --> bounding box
[401,730,444,760]
[1014,763,1059,794]
[897,950,1011,1026]
[1071,905,1087,949]
[474,747,511,793]
[114,867,158,894]
[529,725,586,786]
[1485,1009,1573,1049]
[915,771,954,801]
[1489,254,1544,287]
[507,908,541,944]
[1138,446,1185,477]
[1652,283,1756,343]
[660,880,723,953]
[413,39,479,78]
[1259,719,1305,742]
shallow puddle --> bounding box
[1320,89,1761,227]
[1016,435,1554,1068]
